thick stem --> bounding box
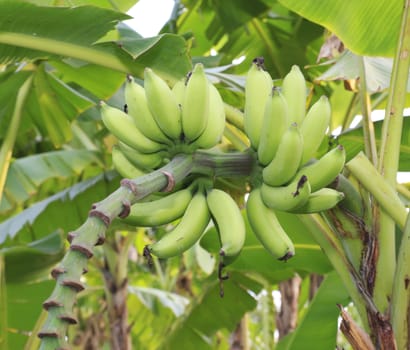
[391,212,410,349]
[0,76,33,203]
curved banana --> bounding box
[246,188,295,260]
[244,58,273,149]
[257,88,289,166]
[289,188,345,214]
[300,95,331,165]
[193,83,226,149]
[182,63,210,141]
[206,188,245,264]
[262,123,303,187]
[261,175,311,212]
[281,65,306,125]
[124,76,172,145]
[294,144,346,193]
[118,141,164,171]
[144,68,182,140]
[146,190,211,259]
[122,188,193,227]
[111,145,146,179]
[100,102,165,154]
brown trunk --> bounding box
[276,275,302,339]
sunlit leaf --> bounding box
[278,0,401,56]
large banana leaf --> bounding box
[0,149,103,214]
[13,0,136,12]
[278,0,401,57]
[0,2,191,82]
[0,171,120,246]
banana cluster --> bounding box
[100,63,226,178]
[121,183,245,265]
[244,58,347,260]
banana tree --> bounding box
[1,1,410,349]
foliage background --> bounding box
[0,0,408,349]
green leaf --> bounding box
[163,273,263,349]
[0,171,120,245]
[6,279,55,349]
[278,0,401,56]
[1,230,65,283]
[337,116,410,171]
[277,271,350,350]
[0,149,103,214]
[0,3,191,82]
[128,286,189,317]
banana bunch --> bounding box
[244,60,348,260]
[100,63,226,178]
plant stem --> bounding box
[391,212,410,349]
[346,152,407,230]
[0,75,33,203]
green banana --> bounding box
[172,78,186,107]
[261,175,311,212]
[146,190,211,259]
[193,83,226,149]
[182,63,209,141]
[289,188,345,214]
[246,188,295,260]
[300,95,331,165]
[118,141,164,171]
[206,188,246,263]
[111,145,146,179]
[100,102,164,154]
[281,65,306,125]
[144,68,182,140]
[124,76,172,145]
[294,144,346,192]
[262,123,303,187]
[122,188,193,227]
[244,58,273,149]
[257,88,289,166]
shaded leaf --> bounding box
[163,273,263,349]
[1,230,65,283]
[128,286,189,317]
[278,0,401,56]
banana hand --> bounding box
[146,190,211,259]
[118,141,165,171]
[246,188,295,260]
